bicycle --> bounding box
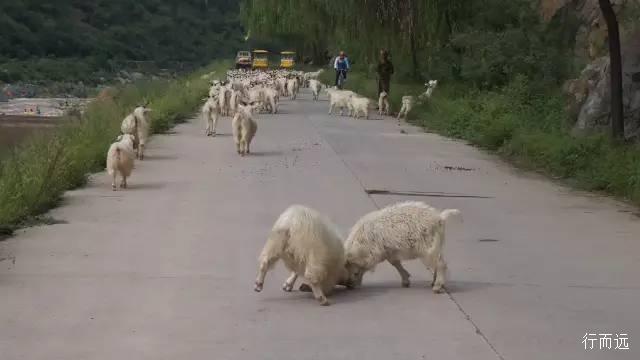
[337,69,347,89]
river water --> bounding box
[0,98,89,155]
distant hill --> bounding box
[0,0,243,82]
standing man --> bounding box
[377,49,394,96]
[334,51,350,88]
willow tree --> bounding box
[242,0,469,74]
[241,0,335,63]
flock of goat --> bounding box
[105,68,455,305]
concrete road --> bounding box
[1,89,639,360]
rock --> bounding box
[541,0,630,60]
[131,72,144,80]
[567,30,640,140]
[568,56,610,133]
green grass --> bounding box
[321,70,640,205]
[0,61,230,232]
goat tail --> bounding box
[440,209,462,223]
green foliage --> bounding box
[0,0,243,82]
[243,0,580,87]
[418,78,640,204]
[0,61,230,230]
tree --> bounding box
[598,0,624,140]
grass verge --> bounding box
[320,70,640,205]
[0,61,230,233]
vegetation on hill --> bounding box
[0,0,243,83]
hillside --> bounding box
[0,0,243,83]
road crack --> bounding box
[309,116,505,360]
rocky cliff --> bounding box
[543,0,640,139]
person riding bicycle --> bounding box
[334,51,350,88]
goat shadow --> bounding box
[125,182,167,191]
[261,285,390,305]
[440,280,495,294]
[249,150,285,157]
[143,154,178,161]
[335,279,486,298]
[259,279,485,305]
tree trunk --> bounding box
[598,0,624,140]
[410,30,419,78]
[312,41,325,66]
[408,0,419,77]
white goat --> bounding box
[247,86,267,112]
[418,80,438,102]
[202,95,221,136]
[343,201,461,293]
[263,87,279,114]
[218,86,232,116]
[254,205,347,306]
[209,81,222,98]
[120,106,151,160]
[304,69,325,85]
[232,102,259,156]
[287,78,299,100]
[229,90,240,116]
[350,96,371,119]
[327,88,354,116]
[309,79,323,101]
[231,81,246,93]
[397,96,415,121]
[106,134,136,191]
[378,91,390,115]
[277,77,289,97]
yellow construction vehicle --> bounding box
[252,50,269,69]
[280,51,296,69]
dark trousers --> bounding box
[335,70,347,86]
[378,78,390,95]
